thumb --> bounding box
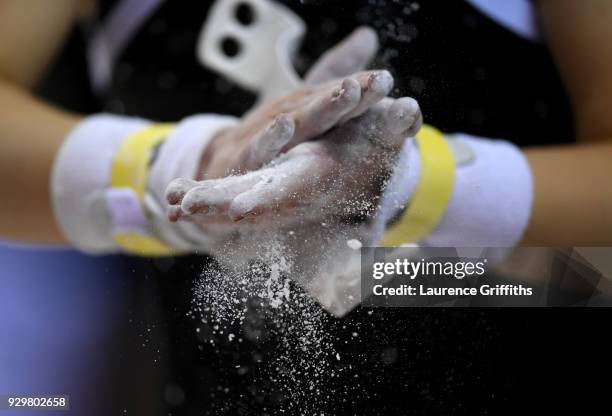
[305,26,379,85]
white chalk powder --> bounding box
[190,239,343,414]
[346,239,363,250]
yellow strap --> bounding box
[381,125,455,246]
[110,124,176,256]
[113,234,175,257]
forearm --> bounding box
[0,0,80,87]
[531,1,612,246]
[522,142,612,246]
[0,0,85,243]
[0,79,80,243]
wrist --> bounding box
[379,128,534,248]
[52,113,237,255]
[423,134,533,247]
[51,114,151,253]
[380,125,455,245]
[146,115,237,251]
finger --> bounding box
[340,97,421,151]
[165,178,199,205]
[243,113,295,170]
[168,205,236,225]
[385,97,422,141]
[338,70,393,124]
[169,206,239,226]
[285,77,360,148]
[305,26,379,84]
[167,205,184,222]
[355,97,421,151]
[406,108,423,138]
[179,173,264,218]
[228,144,333,221]
[168,204,230,225]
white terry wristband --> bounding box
[424,133,533,247]
[146,115,237,251]
[51,115,150,253]
[379,132,533,248]
[52,113,236,254]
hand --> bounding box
[166,96,422,315]
[200,69,393,179]
[198,26,382,179]
[167,96,422,226]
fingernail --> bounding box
[166,193,179,204]
[167,206,182,222]
[341,78,357,94]
[332,78,359,103]
[331,86,344,101]
[369,70,393,93]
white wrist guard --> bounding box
[51,113,236,255]
[425,133,533,247]
[379,129,533,247]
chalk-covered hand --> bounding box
[198,25,382,179]
[166,96,422,226]
[200,69,393,179]
[165,96,421,315]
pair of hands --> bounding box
[166,27,422,233]
[162,26,422,313]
